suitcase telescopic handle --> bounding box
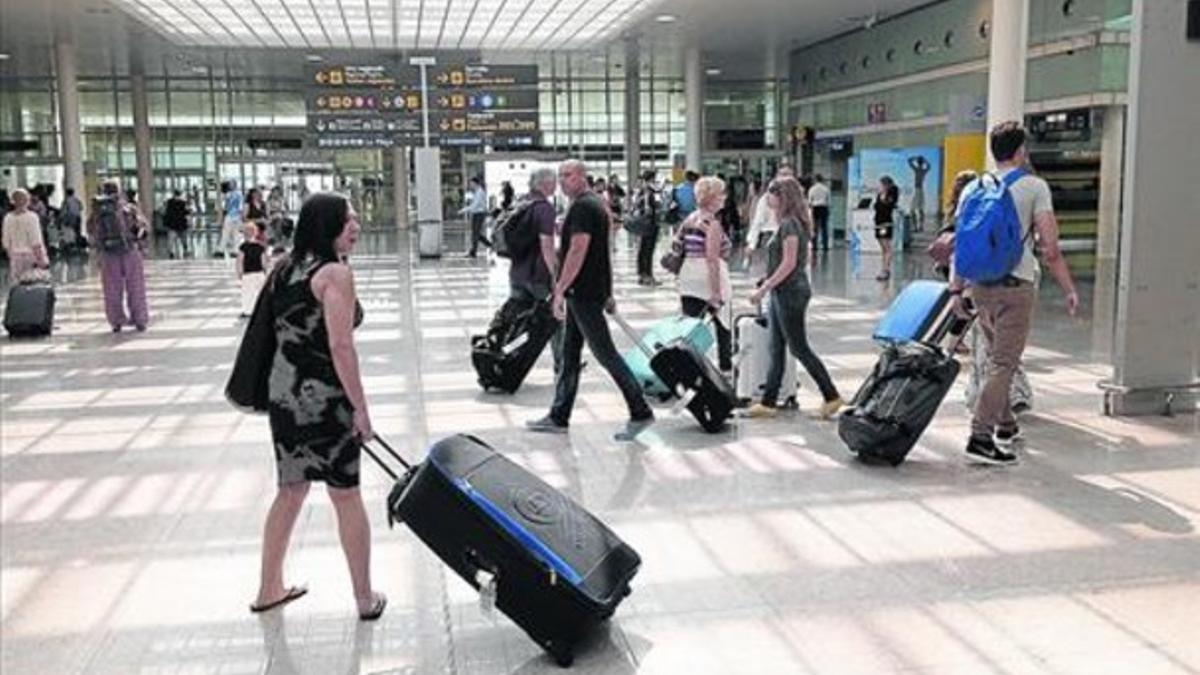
[610,310,656,359]
[360,434,412,479]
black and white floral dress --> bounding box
[268,254,364,488]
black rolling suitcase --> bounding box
[4,281,56,338]
[471,297,558,393]
[364,434,641,667]
[839,293,974,465]
[613,311,735,432]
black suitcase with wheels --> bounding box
[4,282,56,338]
[838,342,962,465]
[613,311,735,433]
[471,297,558,393]
[364,434,640,667]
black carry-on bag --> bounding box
[362,434,641,667]
[612,310,736,433]
[4,280,56,338]
[471,296,558,394]
[838,306,974,466]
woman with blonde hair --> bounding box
[1,189,49,283]
[746,176,843,419]
[675,175,734,371]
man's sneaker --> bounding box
[744,403,778,419]
[1011,401,1031,415]
[526,415,568,434]
[964,436,1018,466]
[816,397,845,420]
[614,415,655,442]
[995,425,1023,448]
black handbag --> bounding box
[225,267,279,413]
[659,230,687,275]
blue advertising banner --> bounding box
[846,146,943,237]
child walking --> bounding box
[237,222,269,317]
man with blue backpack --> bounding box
[949,121,1079,465]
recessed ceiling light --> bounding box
[706,68,721,76]
[305,54,324,63]
[190,65,208,74]
[0,53,10,61]
[654,14,677,23]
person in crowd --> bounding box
[808,174,832,252]
[672,170,699,223]
[873,175,900,281]
[746,176,844,420]
[928,170,979,280]
[633,170,661,286]
[267,185,286,243]
[87,180,150,333]
[744,165,795,267]
[219,180,245,258]
[607,174,626,222]
[950,121,1078,465]
[244,188,269,240]
[60,187,84,247]
[526,159,655,442]
[253,192,385,620]
[164,189,191,259]
[500,180,515,212]
[718,180,743,245]
[0,188,11,219]
[28,187,51,249]
[676,176,734,373]
[237,222,269,318]
[460,177,490,258]
[508,167,562,371]
[1,188,49,283]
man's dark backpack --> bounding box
[492,199,537,259]
[96,197,131,253]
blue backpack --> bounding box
[954,169,1029,283]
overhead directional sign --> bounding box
[307,61,539,147]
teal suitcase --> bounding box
[620,316,714,400]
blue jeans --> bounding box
[763,287,840,406]
[549,298,652,424]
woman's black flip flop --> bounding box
[249,586,308,613]
[358,593,387,621]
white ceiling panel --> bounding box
[108,0,663,51]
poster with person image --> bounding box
[846,146,943,240]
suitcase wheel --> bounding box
[548,643,574,668]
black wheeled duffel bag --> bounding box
[364,434,641,667]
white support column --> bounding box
[1106,0,1200,416]
[53,25,84,209]
[984,0,1030,168]
[624,36,641,193]
[1095,105,1125,260]
[684,46,703,172]
[393,145,409,230]
[130,59,155,227]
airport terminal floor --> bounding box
[1,232,1197,674]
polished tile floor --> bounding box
[2,233,1197,674]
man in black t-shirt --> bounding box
[527,160,654,441]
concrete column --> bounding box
[684,46,703,172]
[1095,105,1124,260]
[130,62,155,226]
[983,0,1030,169]
[53,25,84,210]
[1106,0,1200,416]
[624,37,641,193]
[8,94,28,187]
[393,145,409,230]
